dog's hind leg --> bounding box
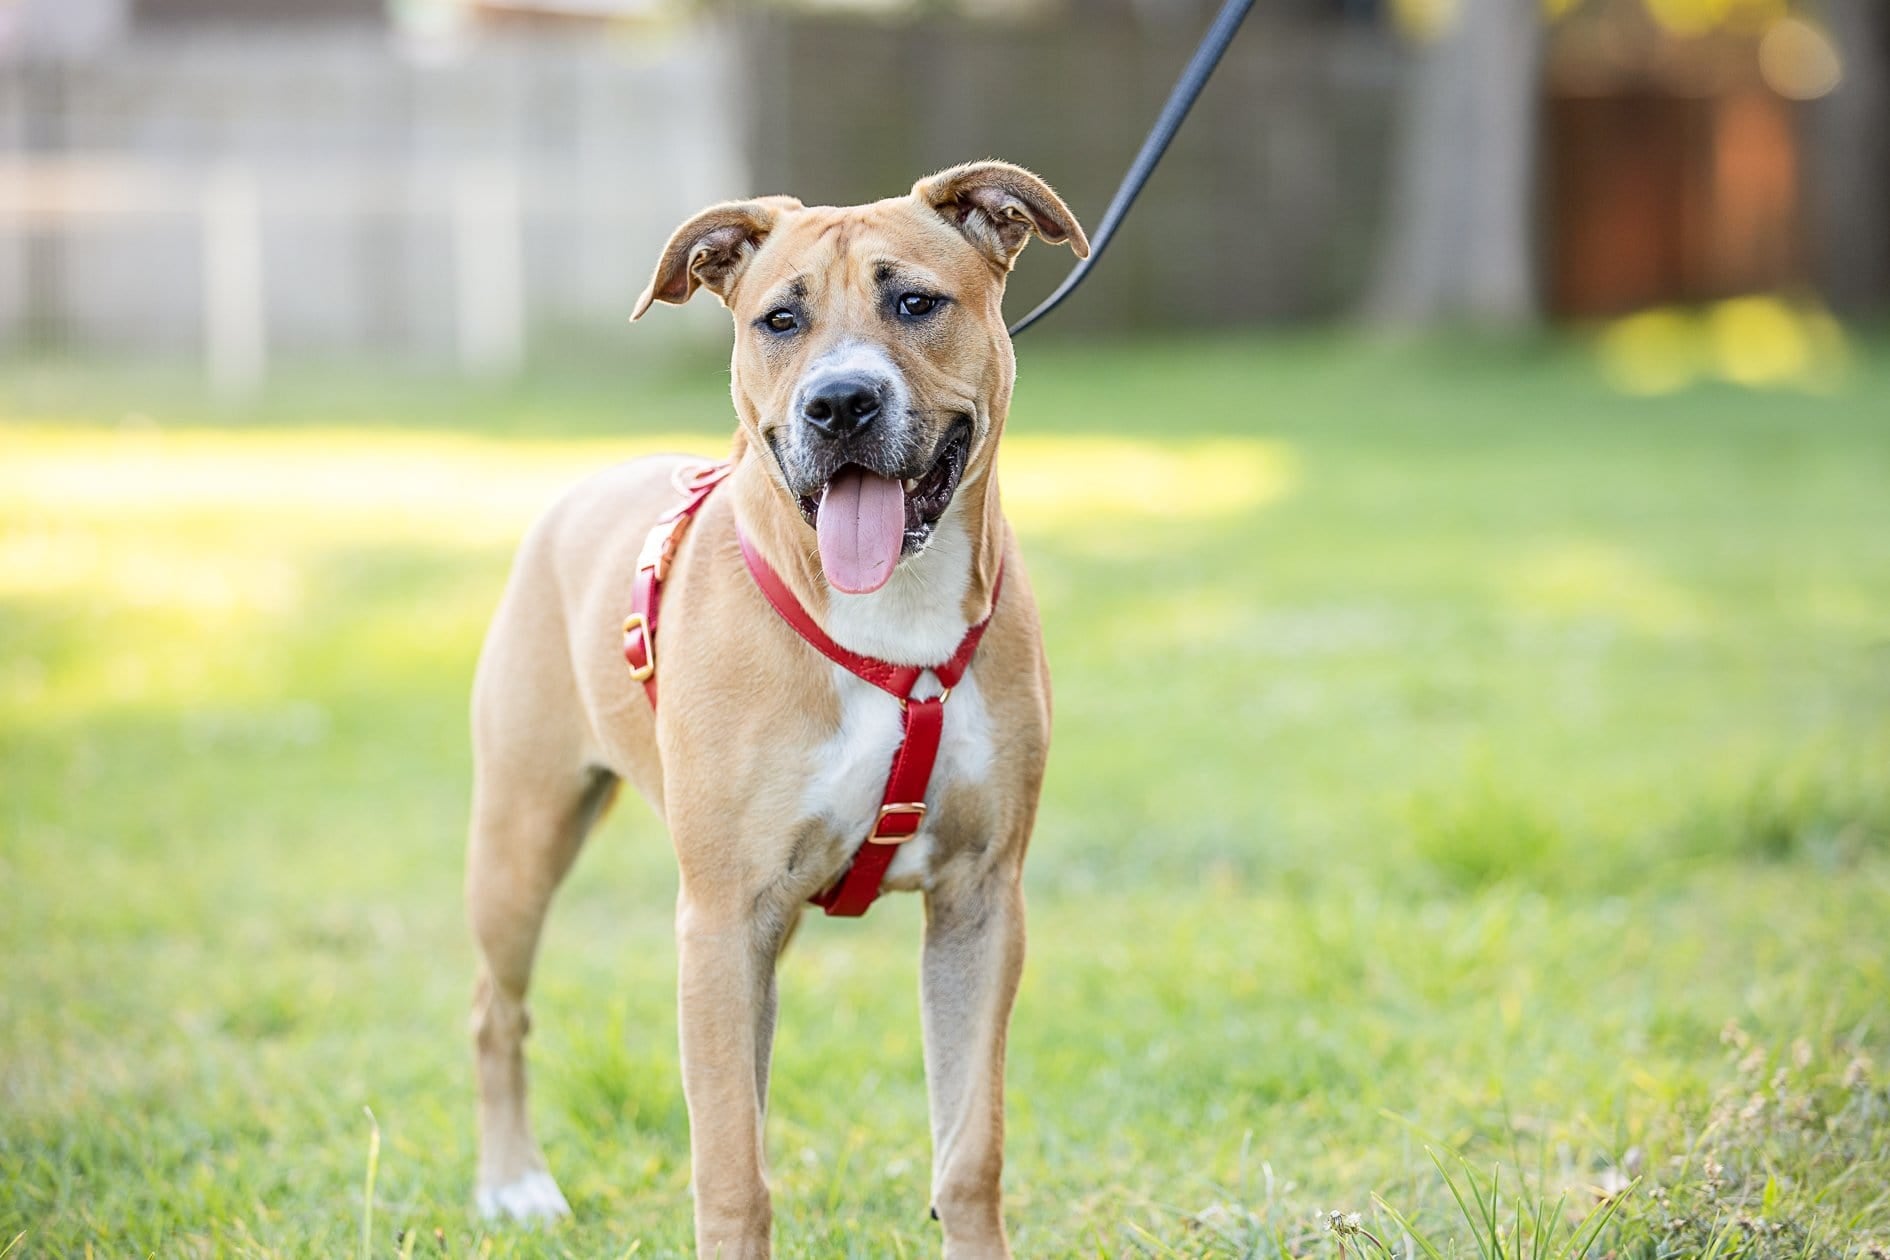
[466,759,617,1222]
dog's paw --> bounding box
[476,1170,572,1223]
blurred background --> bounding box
[0,0,1882,380]
[4,1,1889,1255]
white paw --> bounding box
[476,1169,572,1223]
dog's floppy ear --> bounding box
[632,196,803,319]
[913,161,1089,270]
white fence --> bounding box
[0,27,748,391]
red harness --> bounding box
[622,460,1001,918]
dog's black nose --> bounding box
[801,375,883,437]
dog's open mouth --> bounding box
[797,419,970,594]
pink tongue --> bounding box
[817,467,906,594]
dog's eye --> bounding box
[764,309,799,334]
[897,293,940,319]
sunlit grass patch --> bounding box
[0,426,1292,616]
[1508,538,1706,638]
[0,426,1296,719]
[1001,435,1299,538]
[0,424,708,549]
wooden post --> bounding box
[453,163,524,379]
[202,164,266,401]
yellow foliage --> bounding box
[1642,0,1783,36]
[1597,296,1850,396]
[1390,0,1461,42]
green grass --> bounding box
[3,331,1888,1257]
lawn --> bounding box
[2,332,1888,1258]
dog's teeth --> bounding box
[903,478,918,493]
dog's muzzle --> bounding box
[770,348,974,575]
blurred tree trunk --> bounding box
[1368,0,1545,328]
[1807,0,1890,317]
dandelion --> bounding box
[1323,1209,1390,1257]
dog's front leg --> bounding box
[921,865,1026,1259]
[676,891,785,1259]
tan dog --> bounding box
[465,161,1088,1258]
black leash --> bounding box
[1008,0,1258,338]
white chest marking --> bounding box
[799,503,994,889]
[800,669,995,889]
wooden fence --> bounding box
[742,14,1404,334]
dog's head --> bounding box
[633,161,1087,594]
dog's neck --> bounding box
[730,447,1003,669]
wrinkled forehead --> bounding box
[736,199,994,313]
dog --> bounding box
[465,160,1087,1259]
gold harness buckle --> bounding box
[868,801,927,842]
[623,612,654,682]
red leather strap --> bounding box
[626,563,660,705]
[812,693,945,916]
[736,531,1000,696]
[622,460,733,707]
[737,531,924,697]
[624,457,1002,919]
[737,532,1001,917]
